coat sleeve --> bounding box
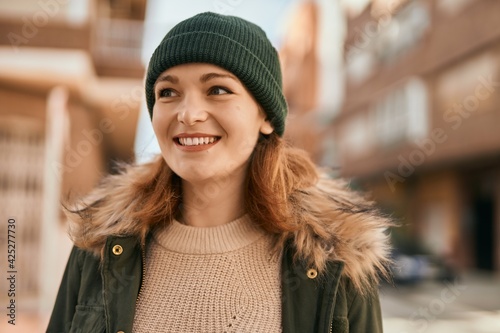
[46,246,83,333]
[346,285,384,333]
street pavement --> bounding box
[380,272,500,333]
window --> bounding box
[372,77,428,147]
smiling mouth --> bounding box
[175,136,221,146]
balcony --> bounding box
[91,18,145,78]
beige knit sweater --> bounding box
[132,215,282,333]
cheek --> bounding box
[226,122,261,159]
[152,109,174,138]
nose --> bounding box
[177,94,208,126]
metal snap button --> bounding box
[307,268,318,279]
[112,245,123,256]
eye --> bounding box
[157,88,178,99]
[209,86,232,95]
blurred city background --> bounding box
[0,0,499,332]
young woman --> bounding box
[48,12,391,333]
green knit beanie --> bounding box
[145,12,287,136]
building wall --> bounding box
[0,0,146,327]
[333,0,500,272]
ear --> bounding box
[260,119,274,135]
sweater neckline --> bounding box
[153,215,266,254]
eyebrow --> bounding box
[154,74,178,90]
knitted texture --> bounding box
[145,12,288,136]
[132,215,282,332]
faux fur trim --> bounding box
[67,162,392,292]
[279,174,392,291]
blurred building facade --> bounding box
[0,0,146,325]
[280,1,321,159]
[331,0,500,273]
[280,0,345,162]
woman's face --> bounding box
[152,63,273,185]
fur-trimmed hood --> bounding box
[67,160,392,292]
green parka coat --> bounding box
[46,166,391,333]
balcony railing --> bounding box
[92,18,144,78]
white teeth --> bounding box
[178,136,218,146]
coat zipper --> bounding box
[135,247,146,305]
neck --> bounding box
[179,174,247,227]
